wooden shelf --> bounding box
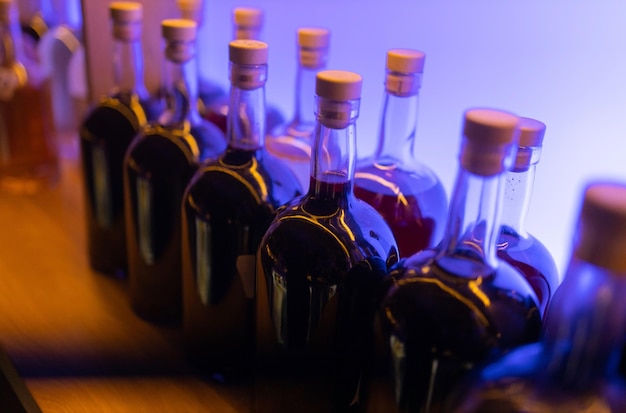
[0,155,249,412]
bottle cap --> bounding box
[0,0,13,24]
[177,0,203,24]
[518,117,546,147]
[316,70,362,101]
[297,27,330,69]
[233,7,263,28]
[576,181,626,272]
[229,39,268,65]
[387,49,425,74]
[460,108,519,176]
[162,19,197,63]
[110,2,142,41]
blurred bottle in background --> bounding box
[497,117,560,316]
[176,0,225,109]
[0,0,57,194]
[448,181,626,413]
[79,1,160,277]
[376,109,541,413]
[203,6,284,135]
[125,18,226,323]
[354,49,448,258]
[266,27,330,192]
[181,39,301,380]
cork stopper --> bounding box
[316,70,362,101]
[110,2,143,41]
[460,108,519,176]
[297,27,330,69]
[385,48,425,96]
[229,40,268,90]
[162,19,197,64]
[575,181,626,273]
[177,0,203,25]
[513,117,546,171]
[233,7,262,40]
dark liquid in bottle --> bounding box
[255,176,398,413]
[125,122,224,322]
[497,227,560,316]
[182,147,301,380]
[354,164,447,258]
[79,92,161,277]
[376,252,542,413]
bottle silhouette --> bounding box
[255,70,399,412]
[448,181,626,413]
[0,0,58,194]
[202,7,284,135]
[181,39,301,380]
[375,108,541,413]
[124,19,226,323]
[176,0,224,108]
[79,1,161,277]
[266,27,330,192]
[497,117,559,316]
[354,49,448,258]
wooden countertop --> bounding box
[0,155,249,412]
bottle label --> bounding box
[136,175,155,265]
[195,217,212,305]
[92,144,112,227]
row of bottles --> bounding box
[72,1,626,413]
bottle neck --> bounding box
[542,258,626,388]
[309,96,359,198]
[292,63,323,131]
[374,70,422,166]
[500,147,541,237]
[112,38,148,100]
[161,54,200,128]
[227,62,267,151]
[439,168,506,270]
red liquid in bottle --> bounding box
[255,176,398,412]
[354,164,448,258]
[181,146,301,379]
[497,227,560,316]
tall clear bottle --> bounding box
[255,70,399,412]
[79,1,161,277]
[176,0,224,108]
[354,49,448,258]
[265,27,330,192]
[181,39,301,380]
[0,0,57,194]
[376,109,541,413]
[202,6,284,134]
[124,19,226,323]
[449,181,626,413]
[497,117,559,316]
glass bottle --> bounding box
[354,49,448,258]
[202,6,284,135]
[497,117,559,317]
[181,39,301,380]
[0,0,57,194]
[448,181,626,413]
[125,19,226,323]
[265,27,330,192]
[376,109,542,413]
[79,1,161,277]
[176,0,224,108]
[255,70,399,412]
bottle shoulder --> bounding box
[354,161,447,198]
